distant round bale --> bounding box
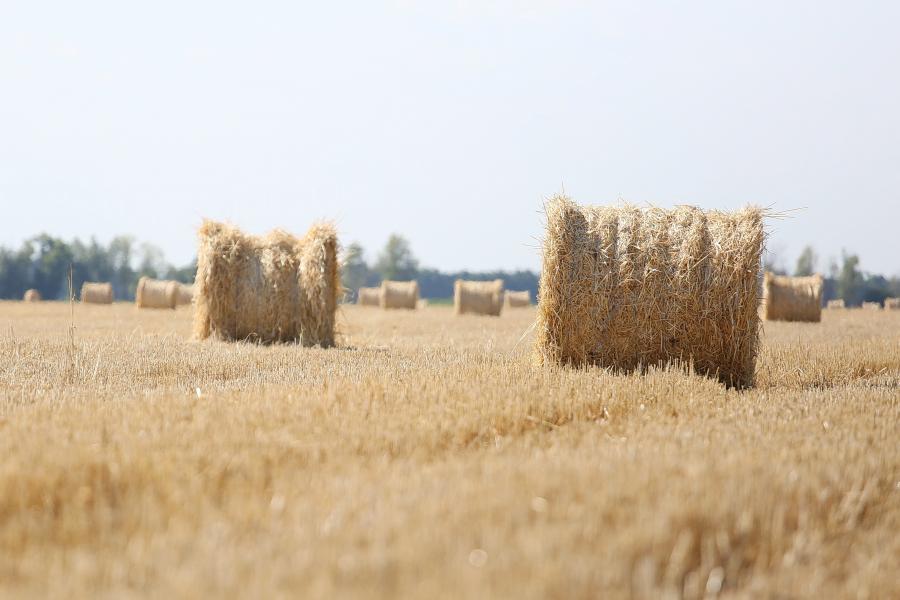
[885,298,900,310]
[380,280,419,310]
[176,283,195,306]
[357,286,381,307]
[534,196,764,388]
[193,220,340,346]
[23,289,41,302]
[762,273,823,323]
[81,282,114,305]
[136,277,178,309]
[505,290,531,308]
[862,301,882,311]
[454,279,504,316]
[825,299,845,309]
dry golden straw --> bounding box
[505,290,531,308]
[454,279,504,316]
[862,301,882,311]
[885,297,900,310]
[176,283,194,306]
[80,282,114,304]
[193,220,340,346]
[534,195,764,388]
[380,280,419,310]
[136,277,178,309]
[762,273,823,322]
[357,286,381,307]
[23,289,41,302]
[826,299,845,309]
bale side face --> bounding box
[176,284,194,306]
[534,196,764,388]
[862,301,882,311]
[826,299,845,309]
[762,273,823,322]
[454,279,504,316]
[23,289,41,302]
[505,290,531,308]
[357,287,381,307]
[136,277,178,309]
[380,281,418,310]
[81,282,114,304]
[193,220,340,346]
[885,298,900,310]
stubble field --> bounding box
[1,302,898,598]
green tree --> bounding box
[342,242,370,294]
[837,251,864,306]
[794,246,817,277]
[374,234,418,281]
[30,234,74,300]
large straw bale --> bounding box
[80,282,114,304]
[862,301,882,311]
[534,195,764,388]
[505,290,531,308]
[23,289,41,302]
[885,297,900,310]
[826,299,845,309]
[176,284,195,306]
[357,287,381,307]
[193,220,340,346]
[454,279,504,316]
[380,280,419,310]
[136,277,178,309]
[762,273,823,322]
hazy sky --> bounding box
[2,1,898,275]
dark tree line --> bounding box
[0,234,195,301]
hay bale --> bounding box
[861,301,882,311]
[826,299,845,309]
[80,282,114,304]
[534,195,764,388]
[23,289,41,302]
[505,290,531,308]
[357,286,381,307]
[176,283,195,306]
[136,277,178,309]
[417,298,429,309]
[884,297,900,310]
[193,220,340,345]
[454,279,504,316]
[380,280,419,310]
[762,273,823,322]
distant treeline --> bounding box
[0,233,896,306]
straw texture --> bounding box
[380,281,419,310]
[176,284,194,306]
[357,287,381,307]
[762,273,823,322]
[534,195,764,388]
[505,290,531,308]
[193,220,340,346]
[23,289,41,302]
[454,279,504,316]
[885,298,900,310]
[81,282,114,305]
[136,277,178,309]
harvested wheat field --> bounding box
[0,301,898,599]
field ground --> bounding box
[1,302,898,598]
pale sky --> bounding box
[2,1,898,275]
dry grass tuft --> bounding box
[504,290,531,308]
[380,280,419,310]
[135,277,178,309]
[455,279,504,316]
[534,195,764,388]
[193,220,340,346]
[80,282,113,304]
[763,272,823,322]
